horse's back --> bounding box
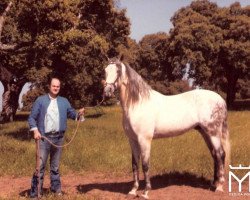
[184,89,227,117]
[152,89,225,111]
[189,89,227,127]
[150,89,227,138]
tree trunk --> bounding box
[0,1,17,51]
[226,72,238,109]
[0,2,27,122]
[0,67,26,122]
[0,80,25,122]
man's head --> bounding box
[48,77,61,98]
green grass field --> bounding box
[0,106,249,181]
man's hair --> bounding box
[48,76,61,85]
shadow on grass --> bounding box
[85,107,105,119]
[77,171,213,195]
[4,127,32,141]
[19,188,62,198]
[85,113,104,119]
[15,112,29,121]
[231,99,250,111]
[151,171,212,190]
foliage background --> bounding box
[0,0,249,112]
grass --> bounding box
[0,106,249,180]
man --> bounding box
[28,77,84,198]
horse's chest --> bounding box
[122,116,138,139]
[122,110,155,140]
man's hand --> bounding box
[101,80,107,87]
[34,129,42,140]
[78,108,85,116]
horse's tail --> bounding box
[221,113,231,175]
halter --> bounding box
[104,83,115,96]
[105,62,121,89]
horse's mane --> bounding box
[115,60,151,106]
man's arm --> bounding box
[66,99,84,120]
[66,99,77,120]
[28,98,42,139]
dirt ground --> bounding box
[0,172,249,200]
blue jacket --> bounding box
[28,94,77,135]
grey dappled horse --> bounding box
[103,58,230,199]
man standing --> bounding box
[28,77,84,198]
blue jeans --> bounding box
[30,135,64,197]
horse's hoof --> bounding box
[138,196,149,200]
[215,184,224,192]
[140,193,149,200]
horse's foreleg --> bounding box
[128,139,140,196]
[139,138,152,199]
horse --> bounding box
[103,57,230,199]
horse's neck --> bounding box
[119,83,127,111]
[119,82,149,114]
[118,65,150,111]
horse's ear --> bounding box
[119,54,124,61]
[104,55,110,62]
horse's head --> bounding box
[103,57,124,97]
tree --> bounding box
[213,2,250,106]
[169,0,222,88]
[0,1,28,121]
[0,0,130,121]
[136,32,192,94]
[168,0,250,108]
[0,1,16,50]
[117,32,193,95]
[237,78,250,99]
[21,87,44,111]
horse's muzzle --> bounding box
[103,84,115,97]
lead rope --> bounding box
[35,94,105,198]
[35,139,41,199]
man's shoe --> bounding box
[30,194,42,199]
[29,195,42,200]
[52,190,63,196]
[56,192,63,196]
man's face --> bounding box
[49,78,60,97]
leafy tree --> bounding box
[118,37,141,66]
[168,0,250,107]
[165,79,194,95]
[137,33,168,94]
[213,2,250,106]
[169,1,222,88]
[238,79,250,99]
[117,32,193,95]
[21,87,44,111]
[0,0,130,121]
[0,0,28,121]
[136,32,192,94]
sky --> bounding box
[0,0,249,110]
[119,0,249,42]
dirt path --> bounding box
[0,172,249,200]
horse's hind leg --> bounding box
[199,128,225,192]
[139,137,152,199]
[128,138,140,197]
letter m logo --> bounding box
[229,171,250,192]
